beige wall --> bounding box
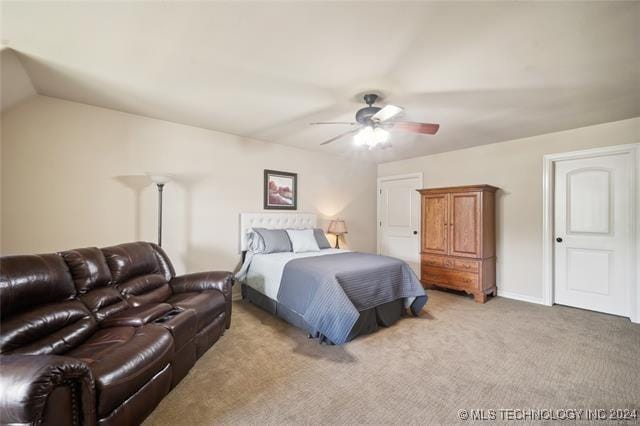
[379,117,640,302]
[0,49,37,112]
[1,96,377,276]
[2,95,637,304]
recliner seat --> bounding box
[67,325,174,418]
[100,242,230,357]
[0,242,233,426]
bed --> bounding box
[235,212,427,344]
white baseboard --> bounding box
[497,290,546,305]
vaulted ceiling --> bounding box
[2,1,639,162]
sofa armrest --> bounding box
[100,303,173,328]
[0,355,96,426]
[170,271,233,300]
[170,271,233,329]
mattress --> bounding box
[237,248,348,300]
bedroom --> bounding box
[1,1,638,425]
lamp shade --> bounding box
[148,174,172,185]
[328,219,347,235]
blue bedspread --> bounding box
[277,252,427,344]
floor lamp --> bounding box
[148,175,171,246]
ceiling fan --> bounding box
[311,93,440,148]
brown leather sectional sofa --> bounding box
[0,242,233,425]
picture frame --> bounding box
[264,169,297,210]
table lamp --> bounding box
[328,219,347,249]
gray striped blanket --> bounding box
[277,252,427,344]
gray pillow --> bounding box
[253,228,292,253]
[246,230,266,252]
[313,228,332,249]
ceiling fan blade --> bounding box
[371,104,403,123]
[319,128,360,145]
[310,121,357,126]
[388,121,440,135]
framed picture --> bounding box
[264,169,297,210]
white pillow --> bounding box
[286,229,320,253]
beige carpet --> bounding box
[144,291,639,425]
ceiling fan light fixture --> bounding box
[374,127,390,144]
[354,126,373,146]
[354,126,390,148]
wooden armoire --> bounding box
[418,185,498,303]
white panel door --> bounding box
[379,176,421,274]
[554,153,632,316]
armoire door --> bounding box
[449,192,481,258]
[421,194,448,254]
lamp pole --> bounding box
[156,183,164,246]
[148,174,171,247]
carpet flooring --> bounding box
[144,290,639,425]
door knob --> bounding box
[413,230,418,235]
[556,237,563,243]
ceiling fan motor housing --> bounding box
[355,106,381,125]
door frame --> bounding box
[376,172,424,255]
[542,143,640,323]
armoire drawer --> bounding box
[421,254,479,273]
[453,258,479,273]
[421,266,479,290]
[421,254,446,268]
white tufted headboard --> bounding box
[239,212,317,252]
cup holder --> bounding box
[154,307,185,323]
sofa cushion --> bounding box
[94,364,172,426]
[0,300,96,355]
[117,274,172,307]
[0,254,96,355]
[150,243,175,282]
[61,247,112,293]
[0,254,76,319]
[166,291,225,332]
[67,324,173,417]
[60,247,130,322]
[102,242,162,284]
[78,287,130,322]
[102,243,173,307]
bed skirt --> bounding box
[241,283,404,344]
